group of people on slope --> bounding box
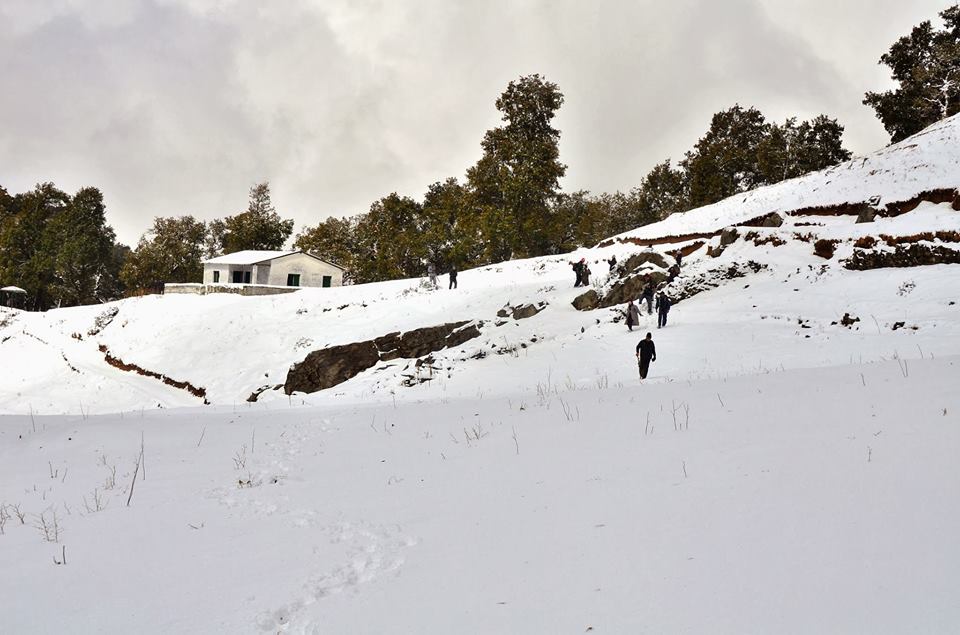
[571,258,592,287]
[566,248,686,381]
[626,278,672,331]
[630,251,683,381]
[426,262,458,290]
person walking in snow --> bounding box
[427,262,438,289]
[449,267,458,289]
[655,290,671,328]
[607,255,617,271]
[571,258,586,287]
[636,332,656,380]
[626,300,640,332]
[674,250,683,267]
[581,262,592,286]
[641,281,654,315]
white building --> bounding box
[202,250,344,288]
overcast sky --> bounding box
[0,0,949,245]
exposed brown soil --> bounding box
[878,231,960,246]
[98,344,208,401]
[598,188,959,248]
[597,231,718,249]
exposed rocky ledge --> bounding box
[282,320,483,395]
[497,301,548,320]
[597,188,960,248]
[572,252,669,311]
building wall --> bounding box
[202,254,343,288]
[202,265,219,284]
[203,264,256,284]
[266,253,343,287]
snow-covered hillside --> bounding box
[609,112,960,242]
[1,116,959,633]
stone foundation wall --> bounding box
[163,283,300,297]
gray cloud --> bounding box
[0,0,948,244]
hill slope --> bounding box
[1,117,959,415]
[0,115,959,634]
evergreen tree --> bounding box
[100,243,131,301]
[864,5,960,142]
[682,105,768,209]
[293,216,357,280]
[757,115,852,183]
[0,183,70,310]
[0,186,12,218]
[420,178,481,271]
[204,218,227,258]
[220,182,295,252]
[45,187,118,306]
[120,216,208,291]
[549,190,610,251]
[467,74,566,260]
[350,194,425,283]
[636,160,687,220]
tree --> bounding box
[294,216,357,281]
[864,5,960,142]
[100,243,132,301]
[204,218,227,258]
[350,194,425,283]
[45,187,118,306]
[420,178,482,271]
[682,105,768,209]
[0,186,12,218]
[757,115,852,183]
[0,183,71,310]
[220,182,294,252]
[636,160,687,220]
[120,216,208,291]
[467,74,566,260]
[548,191,610,251]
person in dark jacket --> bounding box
[655,291,671,328]
[607,255,617,271]
[674,250,683,267]
[581,263,592,286]
[641,282,654,314]
[626,300,640,332]
[449,267,458,289]
[571,258,585,287]
[636,332,656,380]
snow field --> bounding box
[1,355,958,633]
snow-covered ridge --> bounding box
[1,116,960,416]
[609,113,960,243]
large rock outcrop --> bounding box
[617,252,669,273]
[572,251,669,311]
[597,271,668,309]
[497,301,548,320]
[283,321,482,395]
